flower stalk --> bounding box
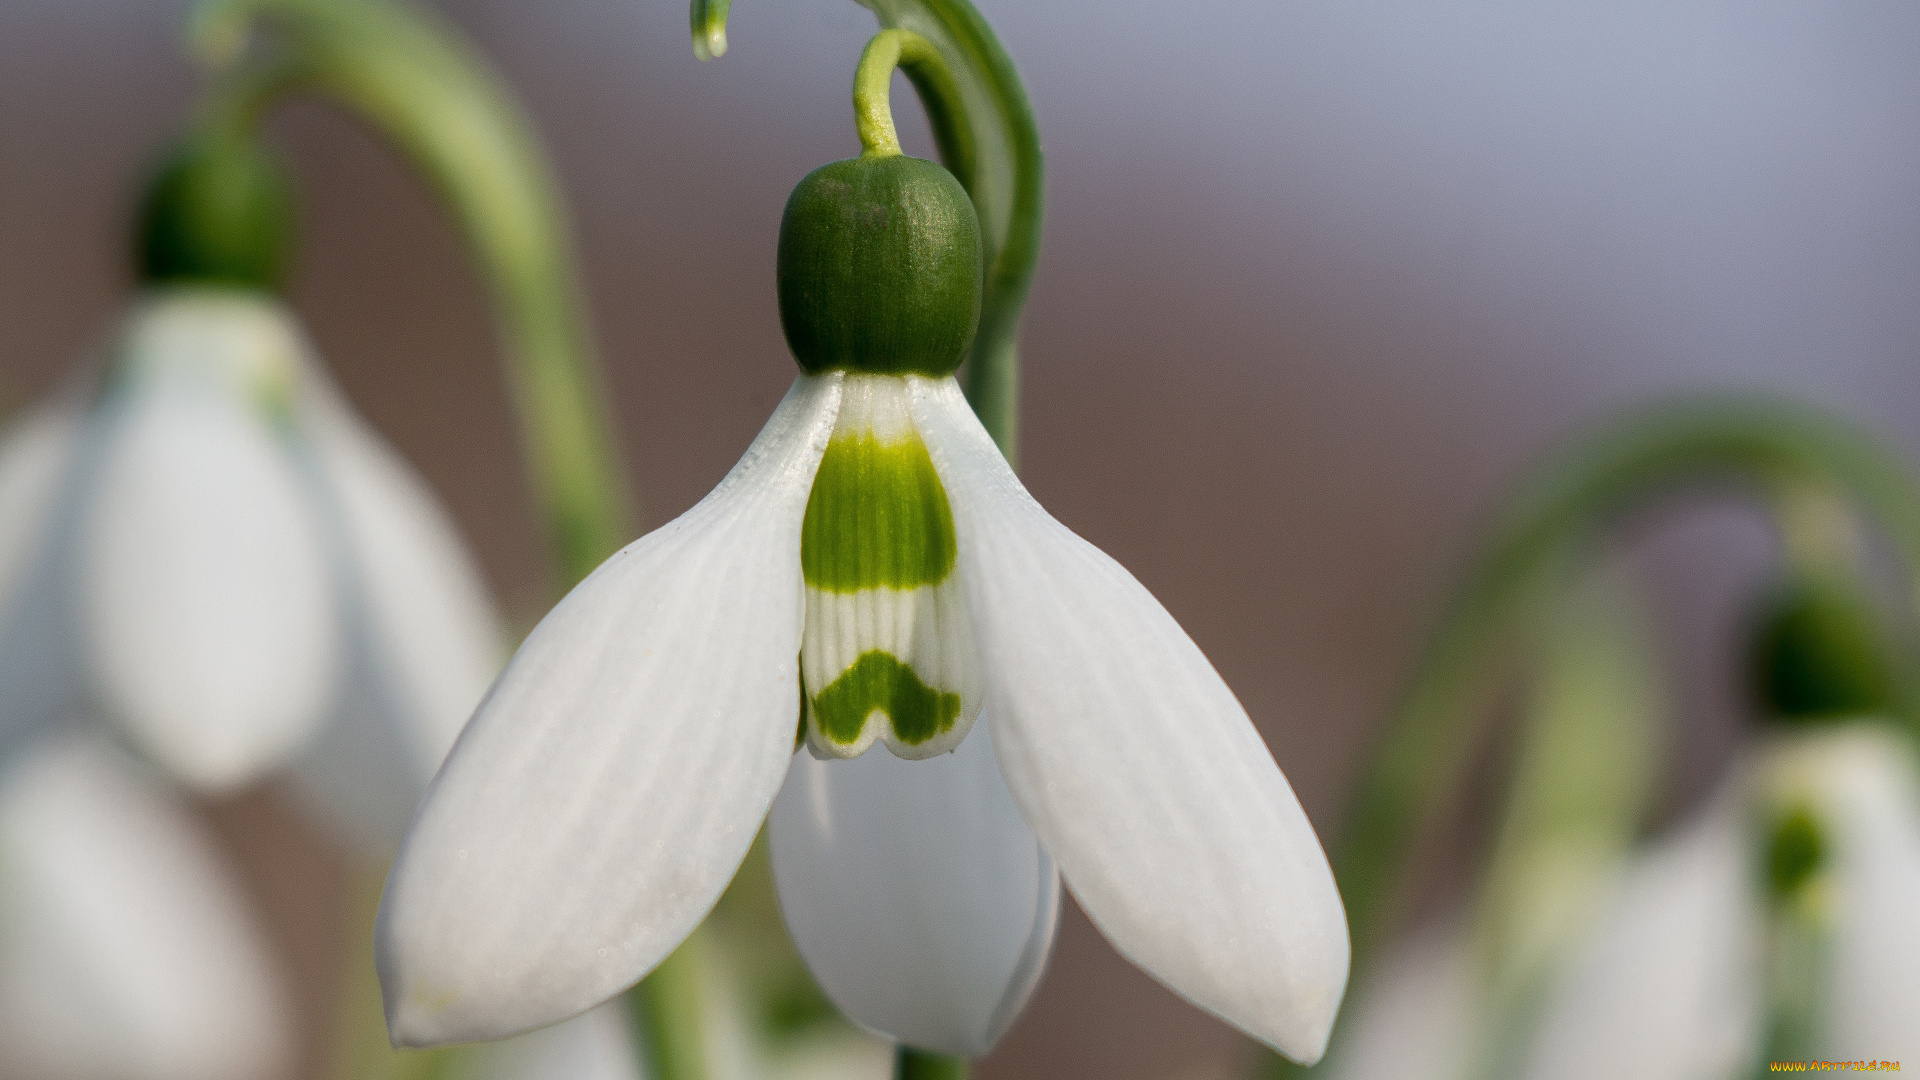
[854,31,959,161]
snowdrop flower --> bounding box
[379,137,1348,1061]
[0,285,499,818]
[0,733,294,1080]
[0,135,499,815]
[1517,569,1920,1078]
[1520,723,1920,1079]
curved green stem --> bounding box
[697,0,1040,464]
[854,31,957,161]
[895,1047,969,1080]
[1262,395,1920,1078]
[190,0,633,588]
[1464,572,1662,1080]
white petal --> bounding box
[768,716,1060,1055]
[1518,793,1761,1080]
[468,1001,646,1080]
[908,375,1349,1063]
[1777,726,1920,1059]
[0,404,88,753]
[287,377,505,852]
[379,374,843,1046]
[1320,925,1474,1080]
[82,293,337,791]
[0,734,294,1080]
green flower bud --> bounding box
[136,133,293,292]
[1749,572,1898,725]
[776,154,982,378]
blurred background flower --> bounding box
[6,1,1920,1078]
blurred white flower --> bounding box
[0,733,293,1080]
[1318,926,1475,1080]
[1324,726,1920,1080]
[0,286,500,827]
[468,1001,647,1080]
[1522,724,1920,1080]
[377,371,1348,1062]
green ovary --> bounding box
[801,429,956,592]
[810,650,962,747]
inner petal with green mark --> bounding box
[800,374,980,760]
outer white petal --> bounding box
[379,374,843,1046]
[82,293,336,792]
[1781,726,1920,1060]
[0,734,294,1080]
[1320,926,1473,1080]
[0,403,87,755]
[769,716,1060,1055]
[288,377,504,852]
[908,376,1349,1063]
[1518,793,1760,1080]
[468,1001,646,1080]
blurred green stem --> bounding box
[1263,396,1920,1078]
[633,938,710,1080]
[1463,571,1662,1080]
[190,0,634,588]
[696,0,1040,464]
[896,1047,970,1080]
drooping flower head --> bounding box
[0,128,502,839]
[378,33,1348,1065]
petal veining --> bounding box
[909,375,1349,1063]
[0,734,294,1080]
[290,375,505,852]
[82,291,336,792]
[800,375,979,760]
[378,374,843,1046]
[769,717,1059,1056]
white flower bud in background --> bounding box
[0,286,502,837]
[0,734,294,1080]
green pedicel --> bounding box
[810,651,962,747]
[801,428,957,592]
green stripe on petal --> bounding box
[801,429,956,592]
[810,650,962,747]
